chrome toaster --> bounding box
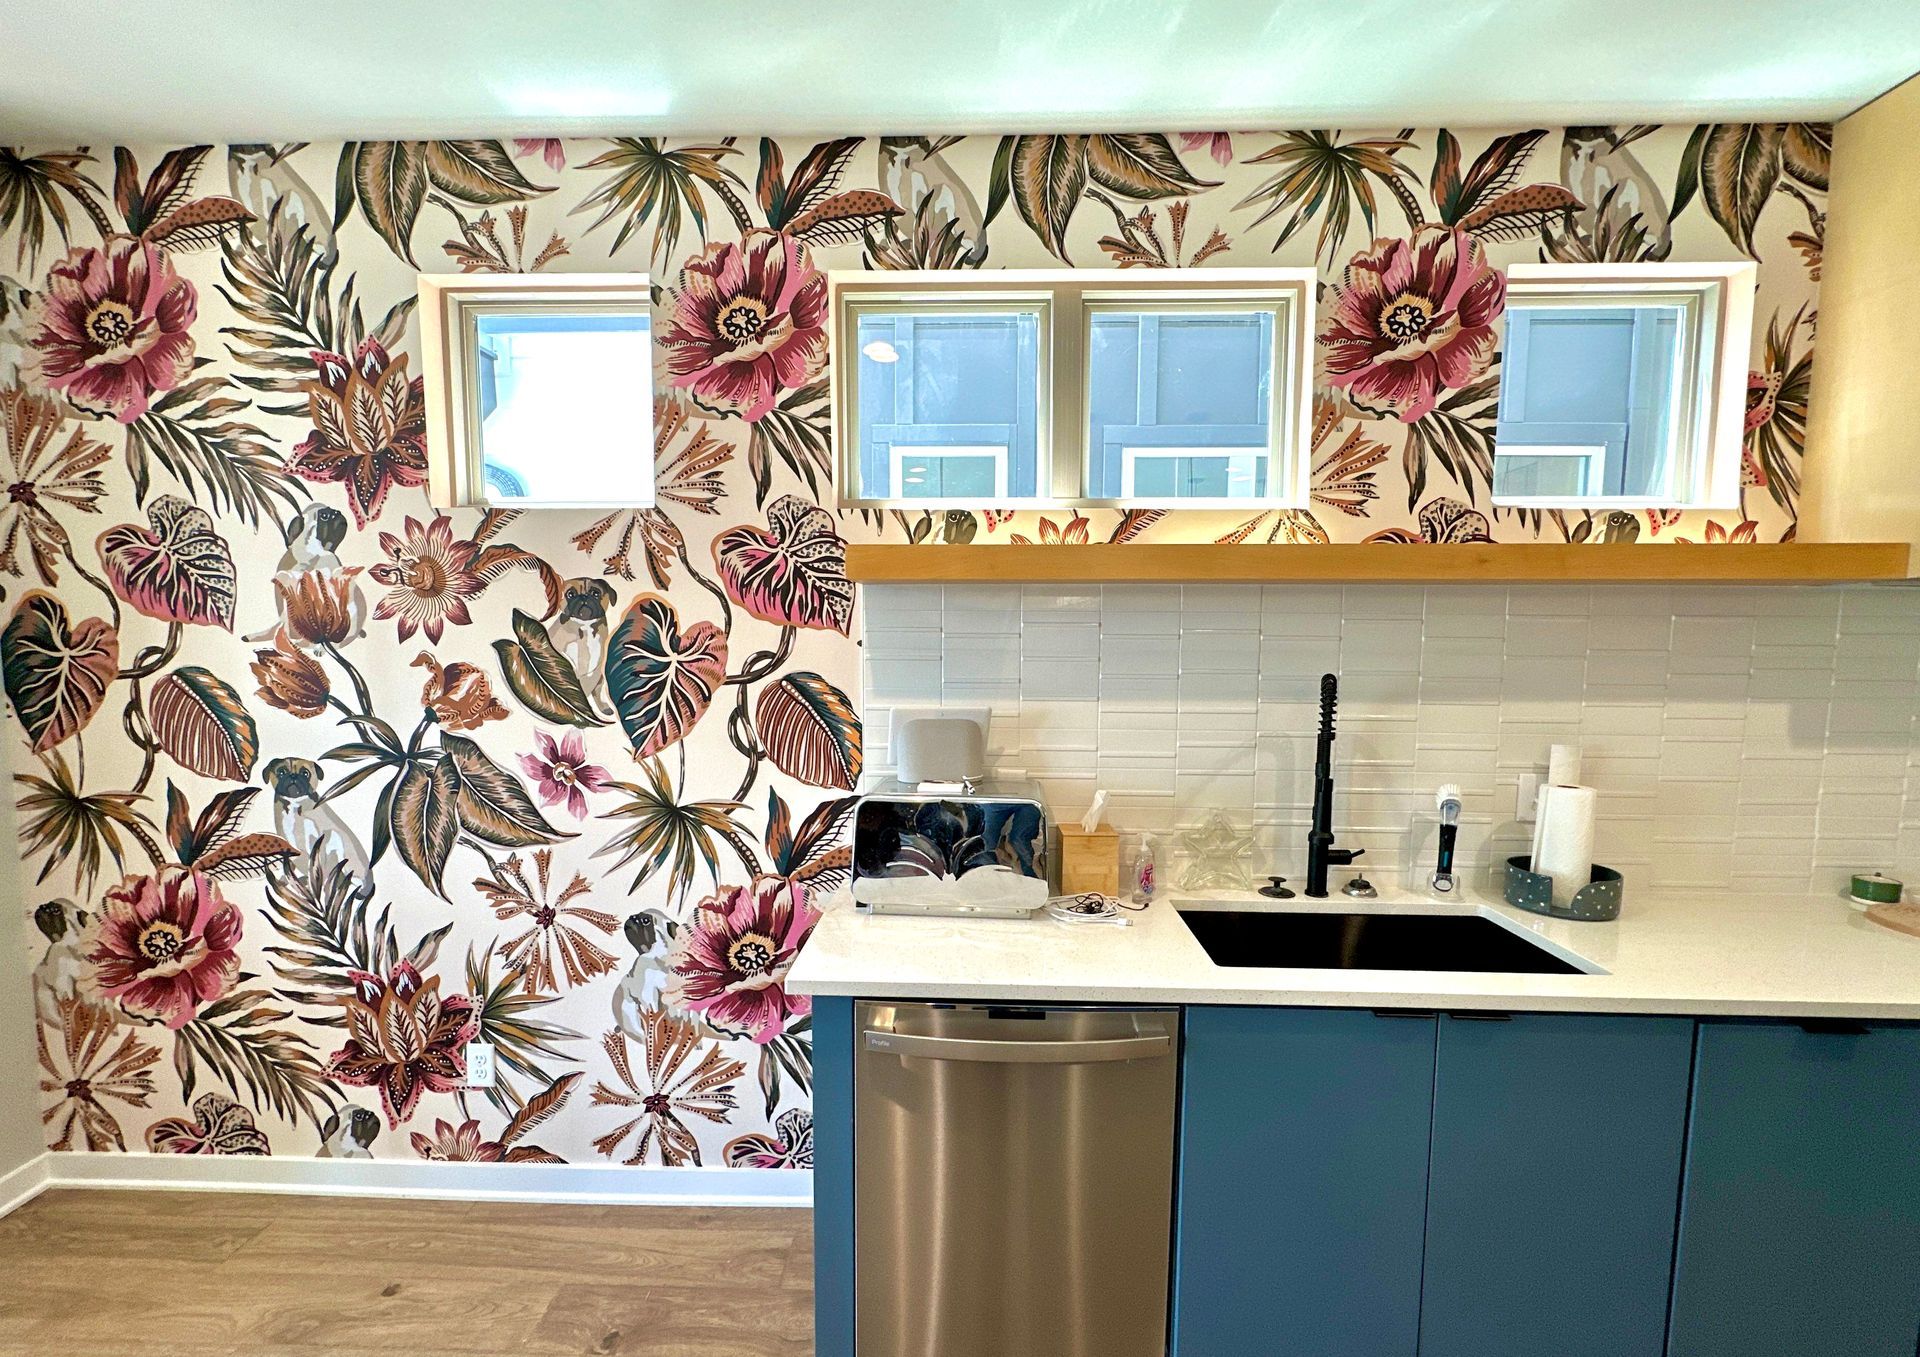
[851,777,1049,917]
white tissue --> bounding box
[1533,783,1597,906]
[1547,743,1583,787]
[1081,791,1109,834]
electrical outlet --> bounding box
[464,1041,496,1088]
[1516,772,1542,823]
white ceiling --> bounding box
[4,0,1918,142]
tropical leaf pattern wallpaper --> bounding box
[0,125,1823,1164]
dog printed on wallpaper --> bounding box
[0,126,1823,1164]
[547,577,617,720]
[245,503,369,647]
[30,900,92,1029]
[263,758,377,907]
[316,1107,381,1159]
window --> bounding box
[1492,264,1756,510]
[850,303,1043,503]
[420,275,654,507]
[831,270,1313,509]
[1087,306,1285,504]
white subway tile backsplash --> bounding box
[1099,641,1175,676]
[1670,615,1756,655]
[1422,610,1508,640]
[860,581,1920,891]
[1021,621,1100,658]
[1098,674,1179,705]
[1179,669,1259,705]
[1021,587,1102,622]
[1505,615,1591,656]
[1341,618,1427,671]
[1180,630,1261,672]
[865,657,944,701]
[1021,657,1099,702]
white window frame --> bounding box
[1492,262,1756,512]
[889,443,1011,499]
[829,268,1315,510]
[419,273,655,509]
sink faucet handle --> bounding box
[1325,846,1364,867]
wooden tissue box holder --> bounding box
[1057,826,1121,897]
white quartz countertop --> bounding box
[789,884,1920,1019]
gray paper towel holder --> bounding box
[1504,856,1624,921]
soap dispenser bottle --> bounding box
[1130,835,1159,906]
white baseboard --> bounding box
[0,1152,51,1218]
[42,1151,812,1208]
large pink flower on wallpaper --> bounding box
[668,877,820,1044]
[28,237,197,423]
[83,867,243,1029]
[1318,225,1505,422]
[661,231,827,422]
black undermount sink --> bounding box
[1177,908,1585,975]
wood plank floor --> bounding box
[0,1189,815,1356]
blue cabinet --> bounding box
[811,996,856,1357]
[1668,1020,1920,1357]
[1419,1013,1694,1357]
[1175,1008,1696,1357]
[1173,1006,1437,1357]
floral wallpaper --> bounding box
[0,125,1823,1166]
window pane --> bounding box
[1492,449,1601,498]
[1494,302,1686,501]
[896,449,1004,499]
[1124,449,1267,499]
[474,311,653,504]
[1088,309,1275,499]
[854,308,1041,500]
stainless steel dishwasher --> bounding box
[854,1001,1179,1357]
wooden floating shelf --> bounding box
[844,542,1913,585]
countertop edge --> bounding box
[792,977,1920,1020]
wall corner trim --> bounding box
[33,1152,811,1208]
[0,1152,52,1219]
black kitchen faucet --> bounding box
[1304,672,1363,898]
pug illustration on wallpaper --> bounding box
[263,757,376,906]
[31,899,92,1028]
[547,577,618,720]
[245,502,368,648]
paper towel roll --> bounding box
[1534,783,1597,907]
[1547,743,1583,787]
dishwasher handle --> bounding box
[863,1027,1172,1064]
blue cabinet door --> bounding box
[1173,1006,1436,1357]
[1668,1021,1920,1357]
[1418,1013,1694,1357]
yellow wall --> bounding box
[1802,74,1920,565]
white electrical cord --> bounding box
[1044,894,1143,926]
